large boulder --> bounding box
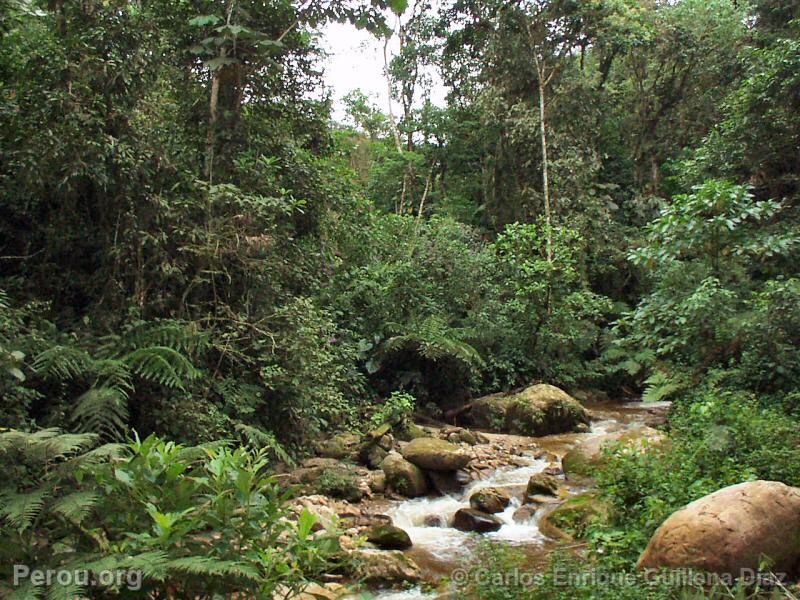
[505,384,590,436]
[401,437,471,471]
[453,508,503,533]
[466,384,589,436]
[468,393,514,430]
[380,452,428,497]
[637,481,800,577]
[469,487,511,514]
[562,426,666,476]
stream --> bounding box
[371,400,670,599]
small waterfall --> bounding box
[387,456,551,561]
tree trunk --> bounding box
[535,54,553,263]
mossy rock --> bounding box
[317,432,360,459]
[468,393,513,430]
[395,421,430,441]
[469,487,511,514]
[562,426,667,476]
[524,473,559,501]
[381,452,428,497]
[467,384,589,436]
[314,467,363,503]
[504,384,590,437]
[366,524,413,550]
[401,437,471,471]
[539,493,608,541]
[358,442,389,470]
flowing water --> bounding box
[371,400,670,599]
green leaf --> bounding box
[188,15,221,27]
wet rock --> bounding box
[453,508,503,533]
[525,473,559,500]
[526,494,560,505]
[424,514,446,527]
[562,426,666,476]
[539,493,608,541]
[274,582,349,599]
[428,469,470,496]
[354,549,422,586]
[543,463,563,476]
[401,437,471,471]
[637,481,800,577]
[512,505,539,523]
[381,451,428,497]
[469,487,511,514]
[366,524,413,550]
[575,423,591,434]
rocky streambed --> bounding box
[282,386,671,599]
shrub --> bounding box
[0,430,343,599]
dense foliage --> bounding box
[1,0,799,596]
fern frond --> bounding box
[46,580,85,600]
[72,388,129,440]
[50,491,99,525]
[384,316,484,369]
[0,429,98,462]
[165,556,261,581]
[121,319,209,354]
[235,424,293,465]
[124,346,201,389]
[0,487,49,530]
[32,345,92,381]
[4,580,44,600]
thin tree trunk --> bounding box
[535,54,553,263]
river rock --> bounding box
[467,392,514,430]
[453,508,503,533]
[401,437,471,471]
[317,432,360,459]
[636,481,800,577]
[366,524,413,550]
[424,514,446,527]
[525,473,559,500]
[367,470,386,493]
[354,549,422,586]
[359,442,389,470]
[513,505,539,523]
[562,426,666,476]
[381,451,428,497]
[428,469,471,495]
[504,384,590,436]
[539,493,608,541]
[469,487,511,514]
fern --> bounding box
[72,388,129,440]
[32,345,92,380]
[50,491,99,525]
[117,319,209,355]
[642,370,686,403]
[165,556,261,580]
[384,315,484,369]
[235,423,293,465]
[124,346,201,389]
[0,487,49,530]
